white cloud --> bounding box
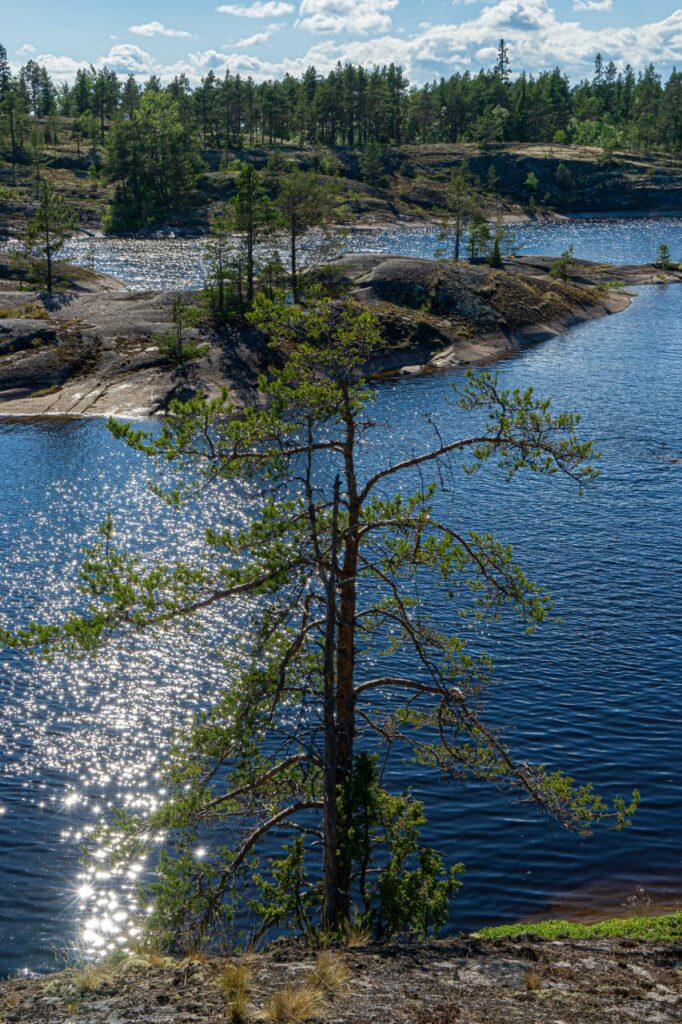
[297,0,399,35]
[573,0,612,11]
[17,43,36,57]
[105,44,159,75]
[129,21,193,38]
[217,2,295,16]
[20,1,682,86]
[235,23,284,45]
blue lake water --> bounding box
[50,215,682,291]
[0,218,681,977]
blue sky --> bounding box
[1,1,681,84]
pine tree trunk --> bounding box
[322,476,341,932]
[44,216,52,295]
[334,391,359,921]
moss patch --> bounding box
[477,911,682,941]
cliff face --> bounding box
[1,935,680,1023]
[382,144,682,217]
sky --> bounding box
[1,0,681,85]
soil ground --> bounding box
[1,936,681,1023]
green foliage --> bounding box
[102,91,203,231]
[485,163,499,192]
[155,295,209,369]
[250,838,321,942]
[343,754,463,939]
[524,171,539,196]
[23,180,77,292]
[554,162,573,192]
[487,218,514,269]
[2,48,682,172]
[550,245,575,282]
[358,139,385,185]
[478,912,682,941]
[232,164,275,305]
[437,163,477,262]
[274,169,335,301]
[203,205,246,322]
[467,211,491,260]
[656,243,672,269]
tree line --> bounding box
[2,41,682,157]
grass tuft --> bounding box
[228,986,251,1023]
[264,983,325,1023]
[311,951,350,999]
[523,968,543,992]
[219,960,253,1023]
[343,919,372,947]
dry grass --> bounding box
[343,919,372,947]
[71,962,116,993]
[523,968,544,992]
[311,951,350,1000]
[219,960,254,1023]
[263,983,325,1023]
[227,986,251,1023]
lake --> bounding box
[0,217,681,977]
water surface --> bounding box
[0,219,681,976]
[48,215,682,291]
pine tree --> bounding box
[358,139,385,185]
[494,39,512,84]
[438,163,476,261]
[2,298,639,946]
[275,169,335,302]
[232,164,274,305]
[24,182,78,294]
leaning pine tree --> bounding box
[2,294,639,951]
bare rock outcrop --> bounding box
[1,252,679,417]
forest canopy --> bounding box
[1,43,682,154]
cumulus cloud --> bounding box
[297,0,399,35]
[217,2,295,16]
[573,0,612,11]
[129,21,193,38]
[17,43,36,57]
[20,1,682,86]
[235,22,284,45]
[105,44,159,75]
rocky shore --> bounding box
[1,253,680,418]
[1,934,681,1024]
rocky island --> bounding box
[1,252,680,418]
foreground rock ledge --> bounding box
[1,253,681,418]
[2,936,681,1023]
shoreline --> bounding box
[1,918,680,1020]
[2,255,681,420]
